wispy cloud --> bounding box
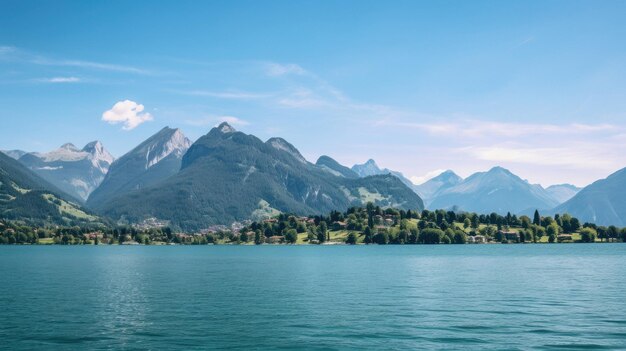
[102,100,153,130]
[513,36,534,49]
[266,63,307,76]
[0,45,16,55]
[37,76,81,83]
[0,46,148,74]
[33,58,148,74]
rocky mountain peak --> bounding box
[217,122,236,134]
[60,143,79,151]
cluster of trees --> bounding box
[0,220,219,245]
[240,205,626,245]
[3,203,626,245]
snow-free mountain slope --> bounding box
[316,156,359,178]
[546,184,581,204]
[553,168,626,226]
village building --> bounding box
[499,230,520,241]
[267,235,284,244]
[558,234,574,243]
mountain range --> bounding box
[92,123,423,230]
[428,167,559,215]
[18,142,114,201]
[5,122,626,230]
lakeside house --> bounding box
[499,230,520,242]
[266,235,284,244]
[332,221,347,230]
[87,232,104,240]
[468,235,487,244]
[558,234,574,243]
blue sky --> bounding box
[1,0,626,187]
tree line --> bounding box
[2,204,626,245]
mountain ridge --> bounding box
[87,126,191,209]
[94,123,424,230]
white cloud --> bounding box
[38,77,81,83]
[266,63,306,76]
[102,100,153,130]
[410,169,448,185]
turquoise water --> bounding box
[0,245,625,350]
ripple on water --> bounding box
[0,245,625,350]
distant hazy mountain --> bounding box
[553,168,626,226]
[95,123,423,230]
[0,152,99,226]
[1,150,27,160]
[18,141,114,201]
[414,170,463,204]
[87,127,191,209]
[429,166,558,214]
[546,184,581,204]
[316,156,359,178]
[351,159,417,192]
[352,159,385,177]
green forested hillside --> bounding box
[0,152,102,226]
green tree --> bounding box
[372,231,389,245]
[471,214,479,229]
[580,228,597,243]
[463,218,471,229]
[363,226,373,244]
[453,230,467,244]
[607,226,619,242]
[533,210,541,225]
[317,222,328,243]
[346,232,357,245]
[285,229,298,244]
[620,228,626,242]
[254,230,263,245]
[419,228,444,244]
[240,231,249,242]
[520,216,531,229]
[547,223,559,243]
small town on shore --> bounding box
[2,203,625,245]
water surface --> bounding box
[1,244,625,350]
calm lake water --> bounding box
[0,244,625,350]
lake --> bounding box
[1,244,625,350]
